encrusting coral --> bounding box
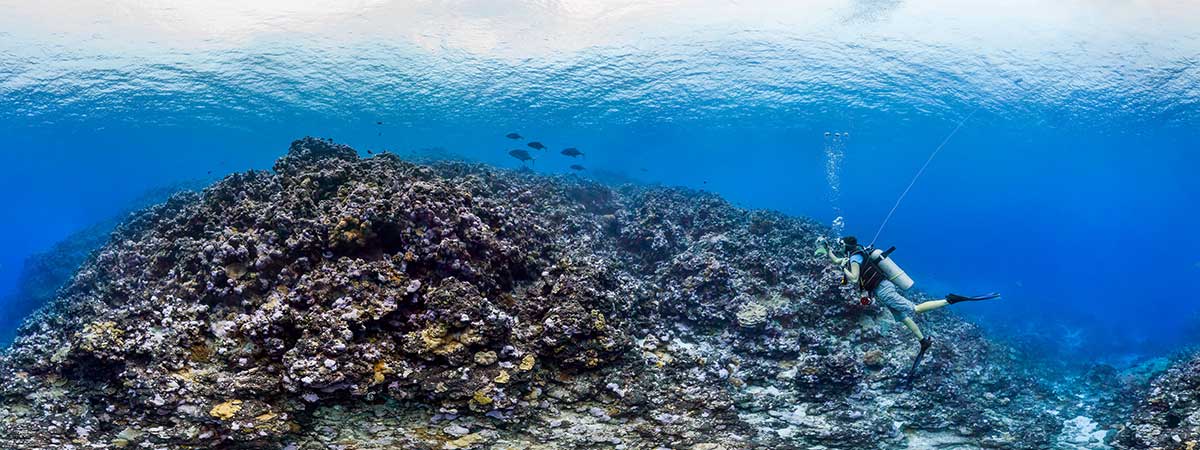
[0,137,1095,449]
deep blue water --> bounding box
[1,1,1197,362]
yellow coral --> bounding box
[458,328,484,346]
[433,340,464,356]
[372,360,391,385]
[189,343,213,362]
[209,400,243,420]
[590,310,606,331]
[472,390,494,406]
[519,354,536,372]
[374,362,388,386]
[79,321,125,353]
[494,370,510,384]
[171,368,196,383]
[332,217,369,247]
[415,323,459,356]
[444,433,484,449]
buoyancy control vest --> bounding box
[852,248,886,292]
[850,245,914,294]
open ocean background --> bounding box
[1,0,1197,363]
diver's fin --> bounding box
[905,337,932,384]
[945,292,1000,304]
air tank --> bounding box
[869,248,915,290]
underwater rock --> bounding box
[0,137,1069,449]
[1116,355,1200,449]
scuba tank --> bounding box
[866,246,915,290]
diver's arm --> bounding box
[829,253,847,265]
[843,261,860,283]
[824,241,849,266]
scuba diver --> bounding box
[816,236,1000,377]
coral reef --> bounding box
[0,180,206,346]
[1117,355,1200,449]
[0,138,1089,449]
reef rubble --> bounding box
[0,138,1103,449]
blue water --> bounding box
[1,1,1198,361]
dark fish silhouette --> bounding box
[509,149,535,164]
[506,132,522,139]
[527,141,547,151]
[367,149,374,155]
[570,164,585,171]
[376,121,383,125]
[560,147,583,158]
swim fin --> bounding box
[905,336,933,384]
[945,292,1000,304]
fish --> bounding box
[560,147,584,158]
[506,132,522,139]
[509,149,535,164]
[376,121,383,125]
[367,150,374,155]
[569,164,585,171]
[527,141,547,151]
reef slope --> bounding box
[1,138,1070,449]
[1118,354,1200,449]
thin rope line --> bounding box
[870,105,980,246]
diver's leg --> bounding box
[901,317,925,340]
[876,281,925,340]
[917,293,1001,313]
[915,299,949,313]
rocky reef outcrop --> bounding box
[1117,355,1200,449]
[0,138,1081,449]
